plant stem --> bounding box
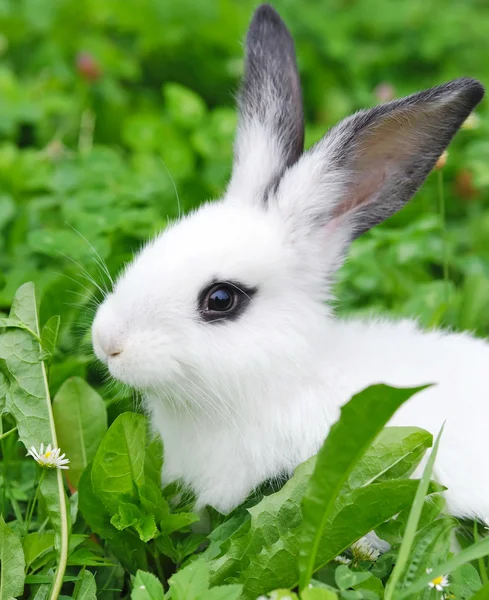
[0,426,17,440]
[25,470,45,534]
[33,303,69,600]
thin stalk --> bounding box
[0,426,17,440]
[25,470,45,534]
[34,307,69,600]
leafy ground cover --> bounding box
[1,0,489,598]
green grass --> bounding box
[1,0,489,598]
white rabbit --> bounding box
[92,4,488,520]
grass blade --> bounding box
[384,423,445,600]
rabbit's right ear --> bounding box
[226,4,304,205]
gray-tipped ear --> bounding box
[226,4,304,204]
[275,77,484,241]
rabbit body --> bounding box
[146,314,489,518]
[92,5,487,521]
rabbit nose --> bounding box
[95,328,124,359]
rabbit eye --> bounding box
[208,287,235,312]
[198,281,257,323]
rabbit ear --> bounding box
[227,4,304,204]
[274,78,484,251]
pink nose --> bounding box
[95,328,124,358]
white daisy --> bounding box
[26,443,70,470]
[426,568,449,592]
[351,539,380,562]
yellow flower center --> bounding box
[431,576,444,586]
[44,451,52,458]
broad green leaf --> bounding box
[23,531,55,570]
[53,377,108,486]
[91,412,146,513]
[132,570,164,600]
[299,384,427,589]
[0,516,26,600]
[78,462,114,539]
[169,558,210,600]
[73,570,97,600]
[347,427,432,488]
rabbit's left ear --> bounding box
[273,78,484,248]
[227,4,304,204]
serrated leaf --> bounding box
[0,516,26,600]
[91,412,146,513]
[136,514,158,543]
[132,570,164,600]
[299,385,428,589]
[110,502,142,531]
[53,377,107,486]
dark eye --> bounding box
[198,281,258,323]
[207,286,236,312]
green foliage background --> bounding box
[1,0,489,400]
[1,1,489,598]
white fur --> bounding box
[92,192,489,519]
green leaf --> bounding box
[91,412,146,513]
[397,518,455,598]
[169,558,210,600]
[53,377,108,486]
[472,581,489,600]
[385,424,445,600]
[335,566,371,590]
[39,315,60,361]
[197,584,243,600]
[132,570,164,600]
[136,514,158,543]
[111,502,142,531]
[347,427,432,488]
[302,588,339,600]
[398,537,489,598]
[299,384,427,589]
[73,570,97,600]
[78,462,114,539]
[0,516,26,600]
[23,531,55,570]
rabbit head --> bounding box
[92,5,484,411]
